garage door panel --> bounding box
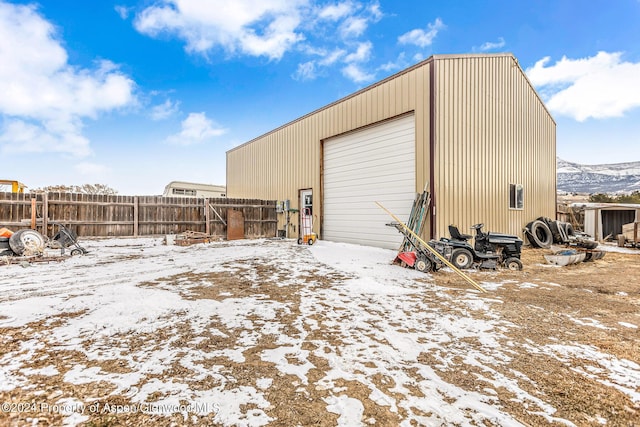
[325,176,414,192]
[325,127,413,156]
[325,137,414,159]
[324,156,414,178]
[325,183,415,201]
[323,114,416,249]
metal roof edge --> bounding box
[226,52,555,154]
[226,55,437,154]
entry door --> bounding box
[299,189,313,236]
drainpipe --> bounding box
[429,59,437,238]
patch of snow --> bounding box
[618,322,638,329]
[566,316,611,330]
[325,394,365,426]
[260,346,315,384]
[0,237,632,426]
[545,344,640,403]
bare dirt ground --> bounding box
[0,239,638,427]
[426,248,640,426]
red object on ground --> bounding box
[397,251,417,267]
[0,227,13,238]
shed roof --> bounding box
[575,203,640,210]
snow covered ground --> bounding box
[0,237,638,426]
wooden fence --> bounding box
[0,192,277,239]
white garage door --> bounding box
[323,114,416,249]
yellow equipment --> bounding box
[0,180,26,193]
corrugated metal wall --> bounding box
[227,53,556,240]
[226,61,431,237]
[433,55,556,239]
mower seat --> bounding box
[448,225,472,242]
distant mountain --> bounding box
[557,158,640,194]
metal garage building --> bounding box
[226,53,556,249]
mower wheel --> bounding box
[504,257,523,271]
[70,248,86,256]
[297,238,303,245]
[307,237,314,245]
[451,248,473,269]
[414,256,432,273]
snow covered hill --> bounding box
[557,158,640,193]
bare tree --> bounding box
[74,184,118,195]
[33,184,118,195]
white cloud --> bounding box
[135,0,383,83]
[478,37,505,52]
[320,48,346,66]
[378,52,408,73]
[0,2,136,157]
[150,99,180,121]
[134,0,305,60]
[342,63,374,83]
[318,2,354,21]
[293,48,347,81]
[398,18,444,48]
[340,16,368,38]
[114,5,130,20]
[344,41,372,63]
[293,61,319,81]
[165,112,227,145]
[526,51,640,121]
[0,119,91,156]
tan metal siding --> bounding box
[226,61,432,237]
[433,55,556,239]
[227,53,555,241]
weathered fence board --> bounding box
[0,192,277,239]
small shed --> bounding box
[580,203,640,241]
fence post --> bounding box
[42,193,48,236]
[205,198,210,235]
[30,198,37,229]
[133,196,139,237]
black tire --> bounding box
[0,237,9,250]
[9,229,45,256]
[527,220,552,248]
[307,237,314,246]
[414,256,433,273]
[504,257,523,271]
[557,221,569,243]
[576,238,598,250]
[70,248,84,256]
[537,217,553,228]
[549,221,566,244]
[562,222,576,240]
[297,237,303,245]
[564,223,575,237]
[451,248,473,269]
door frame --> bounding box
[298,188,313,237]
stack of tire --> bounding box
[0,228,46,256]
[525,217,598,249]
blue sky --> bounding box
[1,0,639,195]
